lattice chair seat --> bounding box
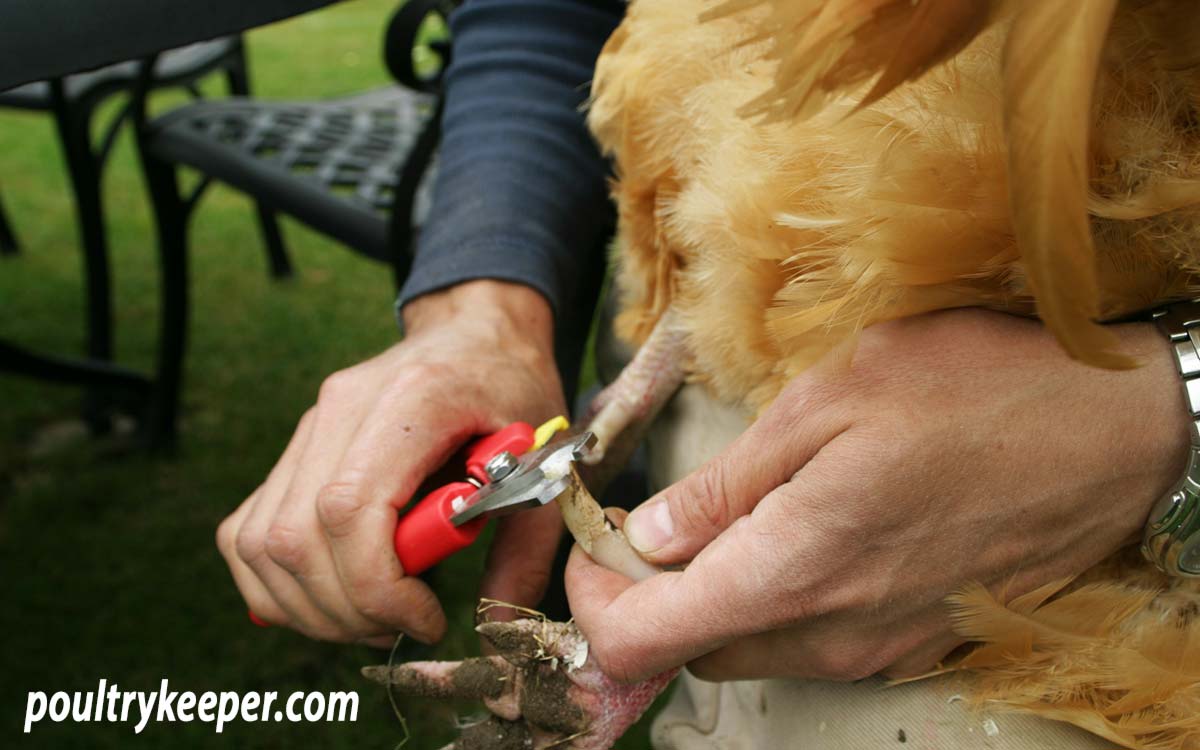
[123,0,454,443]
[144,86,437,261]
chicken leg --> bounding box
[583,310,687,464]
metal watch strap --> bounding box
[1144,300,1200,577]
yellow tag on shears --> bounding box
[532,416,570,450]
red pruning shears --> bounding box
[249,416,591,627]
[393,416,582,574]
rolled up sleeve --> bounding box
[397,0,624,319]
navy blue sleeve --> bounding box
[397,0,624,323]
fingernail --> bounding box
[624,500,673,554]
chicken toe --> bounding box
[365,618,676,750]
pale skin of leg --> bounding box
[585,310,687,464]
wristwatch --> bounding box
[1144,299,1200,577]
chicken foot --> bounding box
[365,478,674,749]
[365,619,676,750]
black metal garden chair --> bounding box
[129,0,456,443]
[0,189,16,255]
[0,37,287,429]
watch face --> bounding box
[1182,539,1200,576]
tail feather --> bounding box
[855,0,994,111]
[945,572,1200,750]
[1002,0,1134,368]
[707,0,1003,120]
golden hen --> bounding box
[588,0,1200,747]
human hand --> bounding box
[566,308,1190,682]
[217,280,567,646]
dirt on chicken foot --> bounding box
[455,717,534,750]
[519,667,589,736]
[475,620,544,668]
[364,617,673,750]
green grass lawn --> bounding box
[0,2,655,747]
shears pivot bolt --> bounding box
[485,451,520,482]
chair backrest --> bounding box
[384,0,460,94]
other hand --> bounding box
[567,308,1189,681]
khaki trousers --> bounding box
[641,384,1118,750]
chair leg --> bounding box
[139,154,189,449]
[51,105,113,364]
[51,89,118,433]
[224,43,293,280]
[0,189,18,255]
[250,200,291,279]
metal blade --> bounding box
[450,431,595,527]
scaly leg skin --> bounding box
[583,311,687,464]
[364,619,677,750]
[556,466,661,583]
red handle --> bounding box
[248,482,485,625]
[393,481,487,575]
[392,423,534,576]
[465,422,535,482]
[250,422,537,626]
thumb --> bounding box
[622,385,847,565]
[621,449,771,566]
